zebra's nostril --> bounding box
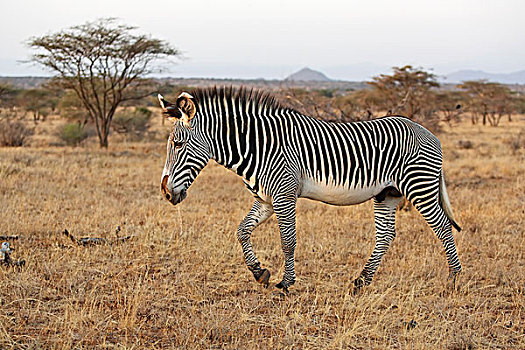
[165,193,171,201]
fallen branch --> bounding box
[114,225,132,244]
[0,235,19,240]
[63,228,132,246]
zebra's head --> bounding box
[158,92,210,205]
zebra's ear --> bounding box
[158,94,181,122]
[176,92,196,127]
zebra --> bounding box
[158,87,462,293]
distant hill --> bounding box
[0,76,366,93]
[445,70,525,84]
[285,67,332,82]
[3,69,524,92]
[0,76,50,89]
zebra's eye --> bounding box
[168,134,184,149]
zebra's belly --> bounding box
[299,178,392,206]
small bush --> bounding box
[0,114,34,147]
[58,123,88,146]
[112,107,151,138]
[457,140,474,149]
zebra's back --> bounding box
[276,115,437,205]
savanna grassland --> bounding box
[0,115,524,349]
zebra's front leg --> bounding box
[237,200,274,287]
[355,195,401,290]
[273,195,297,293]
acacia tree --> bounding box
[0,83,18,109]
[0,83,14,102]
[27,18,180,147]
[459,80,515,126]
[17,88,58,122]
[434,90,464,126]
[368,65,441,131]
[345,89,386,120]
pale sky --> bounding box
[0,0,523,80]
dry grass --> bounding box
[0,115,524,349]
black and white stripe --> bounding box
[161,87,462,291]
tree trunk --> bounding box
[99,123,110,148]
[93,112,109,148]
[100,134,109,148]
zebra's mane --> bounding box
[189,86,286,113]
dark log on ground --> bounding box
[0,235,19,240]
[63,229,132,246]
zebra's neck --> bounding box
[198,105,278,175]
[191,88,292,188]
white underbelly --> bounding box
[299,178,391,206]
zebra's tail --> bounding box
[439,169,462,232]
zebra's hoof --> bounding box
[275,281,289,294]
[352,276,366,294]
[271,288,288,299]
[448,269,461,281]
[256,269,271,288]
[447,269,461,291]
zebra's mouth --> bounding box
[166,188,187,205]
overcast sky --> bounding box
[0,0,523,80]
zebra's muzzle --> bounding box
[164,188,187,205]
[161,175,187,205]
[170,189,187,205]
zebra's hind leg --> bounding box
[237,200,274,287]
[354,193,402,291]
[414,200,462,285]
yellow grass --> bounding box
[0,115,524,349]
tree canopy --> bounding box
[369,66,439,118]
[458,80,515,126]
[27,18,180,147]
